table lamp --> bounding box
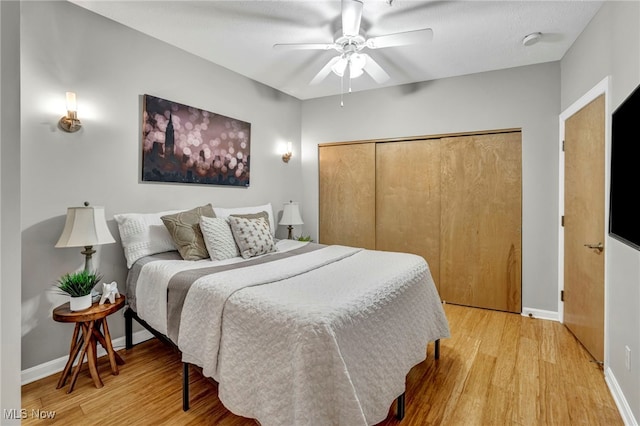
[279,201,304,240]
[55,202,115,272]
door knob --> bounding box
[584,242,604,253]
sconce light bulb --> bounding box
[65,92,77,112]
[59,92,82,133]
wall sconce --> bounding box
[282,142,292,163]
[59,92,82,133]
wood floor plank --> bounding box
[538,360,569,426]
[21,304,622,425]
[490,307,521,389]
[539,318,558,364]
[478,310,506,358]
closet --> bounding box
[318,130,522,313]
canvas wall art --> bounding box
[142,94,251,187]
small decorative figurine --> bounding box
[99,281,120,305]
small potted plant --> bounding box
[56,270,102,311]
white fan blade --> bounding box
[342,0,363,37]
[362,54,390,83]
[273,43,336,51]
[365,28,433,49]
[310,56,341,85]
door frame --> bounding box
[558,76,611,365]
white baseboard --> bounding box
[521,307,560,321]
[605,366,638,426]
[21,330,154,385]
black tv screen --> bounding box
[609,83,640,250]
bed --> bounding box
[116,204,450,426]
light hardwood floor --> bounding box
[21,304,623,425]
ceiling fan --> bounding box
[273,0,434,88]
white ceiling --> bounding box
[70,0,603,100]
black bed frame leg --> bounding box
[396,392,405,420]
[435,339,440,360]
[183,363,190,411]
[125,308,133,349]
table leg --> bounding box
[86,321,103,389]
[101,316,124,374]
[92,320,125,371]
[68,321,102,393]
[68,322,79,353]
[56,323,82,389]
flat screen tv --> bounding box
[609,83,640,250]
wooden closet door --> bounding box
[319,143,376,249]
[376,140,441,289]
[440,132,522,313]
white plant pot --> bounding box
[69,294,92,311]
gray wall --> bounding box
[301,62,561,313]
[1,1,22,421]
[561,1,640,421]
[20,1,302,370]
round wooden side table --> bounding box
[53,295,126,393]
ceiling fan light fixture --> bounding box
[331,53,365,79]
[331,58,348,76]
[331,63,364,78]
[350,53,366,71]
[349,66,364,78]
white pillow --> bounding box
[200,216,240,261]
[114,209,182,268]
[213,203,275,236]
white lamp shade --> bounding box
[279,202,304,226]
[331,55,365,79]
[55,206,115,248]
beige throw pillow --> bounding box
[229,211,270,230]
[161,204,215,260]
[214,203,276,237]
[228,216,277,259]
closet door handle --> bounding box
[584,242,604,253]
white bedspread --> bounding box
[135,242,449,426]
[135,239,305,335]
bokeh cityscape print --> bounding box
[142,94,251,187]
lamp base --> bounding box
[81,245,96,272]
[287,225,294,240]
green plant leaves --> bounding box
[56,270,102,297]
